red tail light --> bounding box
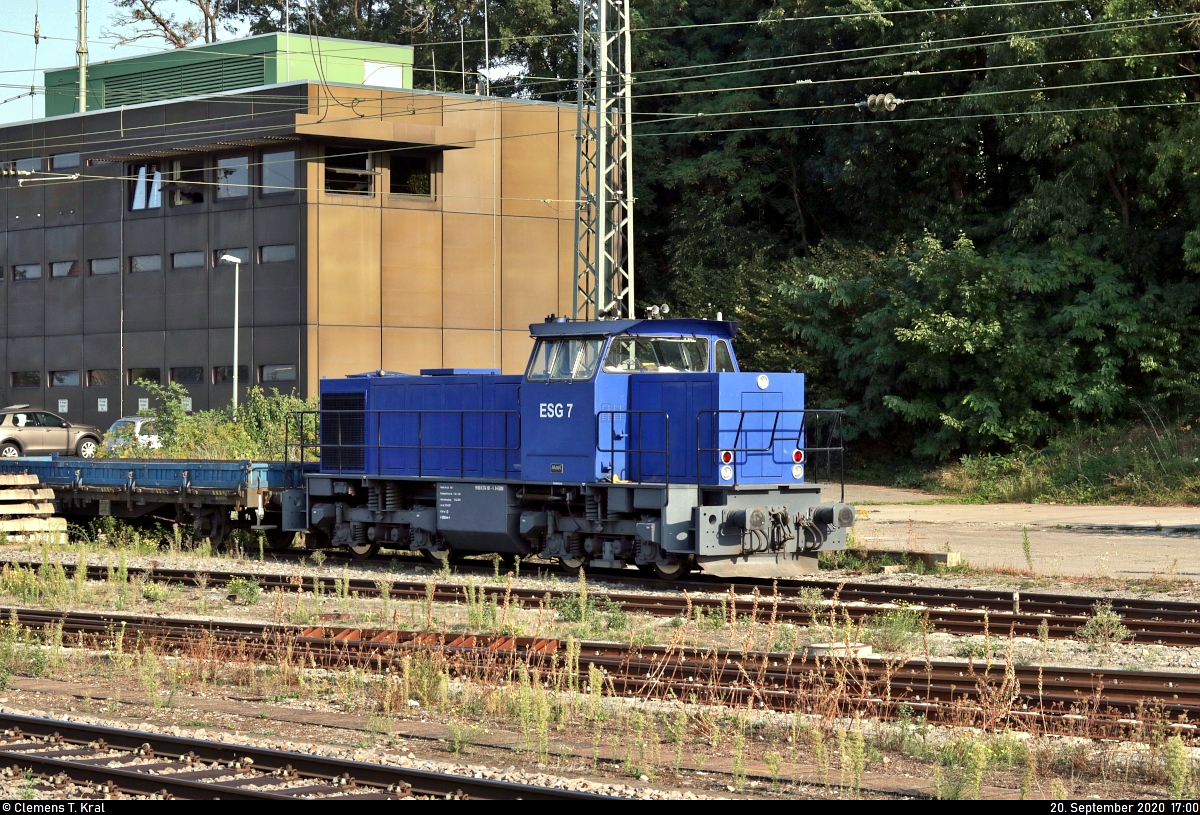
[792,449,805,464]
[720,450,733,464]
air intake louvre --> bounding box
[102,58,266,108]
[320,393,366,472]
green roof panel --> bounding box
[44,33,414,117]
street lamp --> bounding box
[219,254,243,413]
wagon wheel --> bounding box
[348,540,381,560]
[264,528,297,551]
[557,555,589,576]
[652,559,689,581]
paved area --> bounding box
[822,485,1200,578]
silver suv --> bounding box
[0,406,103,458]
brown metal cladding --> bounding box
[0,83,582,422]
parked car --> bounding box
[102,417,162,455]
[0,405,104,458]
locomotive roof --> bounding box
[528,318,738,339]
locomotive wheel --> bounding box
[348,540,380,560]
[653,560,688,581]
[264,528,296,551]
[558,556,589,575]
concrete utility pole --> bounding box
[76,0,88,113]
[482,0,490,95]
[573,0,634,320]
[221,255,243,413]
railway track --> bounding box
[1,606,1198,736]
[0,711,611,799]
[9,557,1200,648]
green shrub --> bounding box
[101,380,317,461]
[932,422,1200,505]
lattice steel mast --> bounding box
[572,0,634,321]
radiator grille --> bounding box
[103,58,266,108]
[320,393,365,472]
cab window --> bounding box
[715,340,737,372]
[526,338,605,381]
[603,336,709,373]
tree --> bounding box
[106,0,232,47]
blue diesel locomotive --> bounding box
[290,317,854,579]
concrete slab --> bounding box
[848,501,1200,578]
[818,483,1200,578]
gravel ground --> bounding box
[0,701,709,800]
[1,542,1198,673]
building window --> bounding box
[325,150,372,195]
[89,257,119,275]
[51,153,80,170]
[216,155,248,199]
[212,365,249,384]
[214,248,249,266]
[12,264,40,281]
[170,367,204,385]
[390,154,432,196]
[128,163,163,211]
[127,368,161,386]
[169,157,205,206]
[50,261,80,279]
[172,252,205,270]
[260,364,297,383]
[15,157,41,172]
[87,369,119,387]
[259,244,296,263]
[10,371,40,388]
[49,370,80,388]
[130,254,162,273]
[262,150,295,195]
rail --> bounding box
[596,410,669,487]
[695,409,845,501]
[286,409,521,479]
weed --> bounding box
[797,586,825,614]
[226,576,261,606]
[731,724,747,792]
[668,708,687,772]
[1020,761,1034,800]
[1050,779,1068,799]
[810,727,828,785]
[863,607,923,653]
[842,726,865,797]
[141,582,169,602]
[764,750,782,787]
[966,740,988,800]
[1167,734,1192,799]
[311,550,327,568]
[448,721,478,754]
[1078,601,1133,655]
[1021,526,1033,571]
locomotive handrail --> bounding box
[695,409,846,503]
[285,409,521,479]
[596,410,670,492]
